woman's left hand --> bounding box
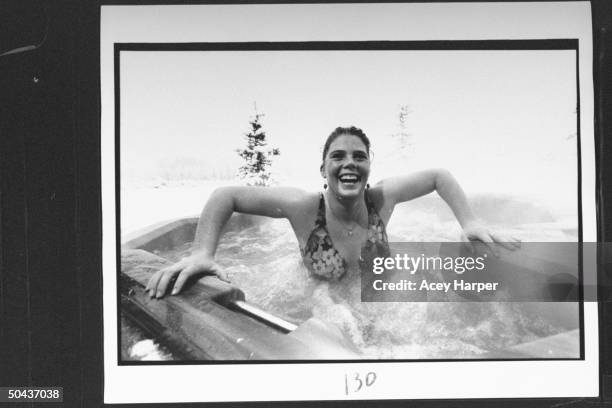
[462,221,521,256]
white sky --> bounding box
[121,49,577,212]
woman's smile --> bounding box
[337,172,362,191]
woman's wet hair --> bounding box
[322,126,371,161]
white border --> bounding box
[101,2,598,403]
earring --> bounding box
[323,183,328,189]
[366,183,370,189]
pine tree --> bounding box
[236,111,280,186]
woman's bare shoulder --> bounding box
[278,189,320,234]
[283,189,320,213]
[221,186,317,219]
[266,187,317,206]
[248,187,318,217]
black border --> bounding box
[114,40,586,367]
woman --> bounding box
[146,126,518,299]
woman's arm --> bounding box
[146,186,308,298]
[192,186,307,257]
[379,169,519,251]
[379,169,473,222]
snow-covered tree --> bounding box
[236,111,280,186]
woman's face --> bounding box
[321,134,370,200]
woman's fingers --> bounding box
[145,270,160,294]
[147,262,183,298]
[509,237,521,249]
[171,265,230,295]
[465,226,498,257]
[490,233,522,251]
[172,264,199,295]
[146,269,166,298]
[497,242,517,251]
[215,269,231,283]
[148,257,230,298]
[156,268,179,298]
[474,232,499,257]
[490,233,516,251]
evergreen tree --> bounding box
[236,111,280,186]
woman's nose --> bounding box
[342,159,357,168]
[342,156,357,166]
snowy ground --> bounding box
[120,180,230,236]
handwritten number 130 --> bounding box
[345,372,377,395]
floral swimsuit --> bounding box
[300,192,390,280]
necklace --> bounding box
[328,206,363,236]
[332,220,359,236]
[343,223,357,236]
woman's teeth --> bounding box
[339,175,360,184]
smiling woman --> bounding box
[321,126,371,198]
[145,126,519,298]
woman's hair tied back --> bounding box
[322,126,371,161]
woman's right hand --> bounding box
[145,252,230,299]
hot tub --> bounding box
[120,214,580,360]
